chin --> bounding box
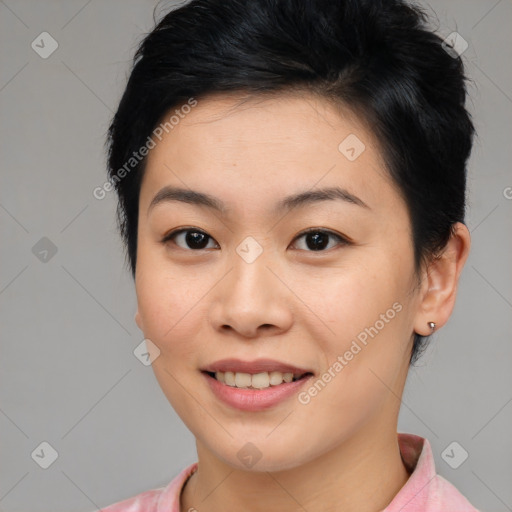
[209,437,314,473]
[226,454,304,473]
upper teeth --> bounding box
[214,371,302,389]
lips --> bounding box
[201,358,314,376]
[202,368,314,411]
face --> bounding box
[134,92,422,472]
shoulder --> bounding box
[99,487,164,512]
[427,474,482,512]
[97,462,198,512]
[386,433,481,512]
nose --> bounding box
[209,251,294,339]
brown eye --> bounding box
[161,227,350,253]
[292,229,350,252]
[162,228,218,250]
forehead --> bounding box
[140,92,401,217]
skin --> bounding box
[133,92,471,512]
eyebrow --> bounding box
[147,185,370,216]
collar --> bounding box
[156,432,454,512]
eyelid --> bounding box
[161,227,352,250]
[161,226,218,248]
[294,227,352,244]
[161,226,206,242]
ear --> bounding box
[413,222,471,336]
[135,308,143,331]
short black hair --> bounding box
[106,0,475,365]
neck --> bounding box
[180,422,411,512]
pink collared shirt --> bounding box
[99,433,480,512]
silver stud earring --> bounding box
[428,321,436,332]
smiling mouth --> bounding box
[203,370,313,389]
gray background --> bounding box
[0,1,511,511]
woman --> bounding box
[101,0,479,510]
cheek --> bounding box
[137,280,200,349]
[307,257,411,372]
[136,267,205,413]
[135,244,203,352]
[303,265,394,336]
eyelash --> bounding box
[160,227,351,253]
